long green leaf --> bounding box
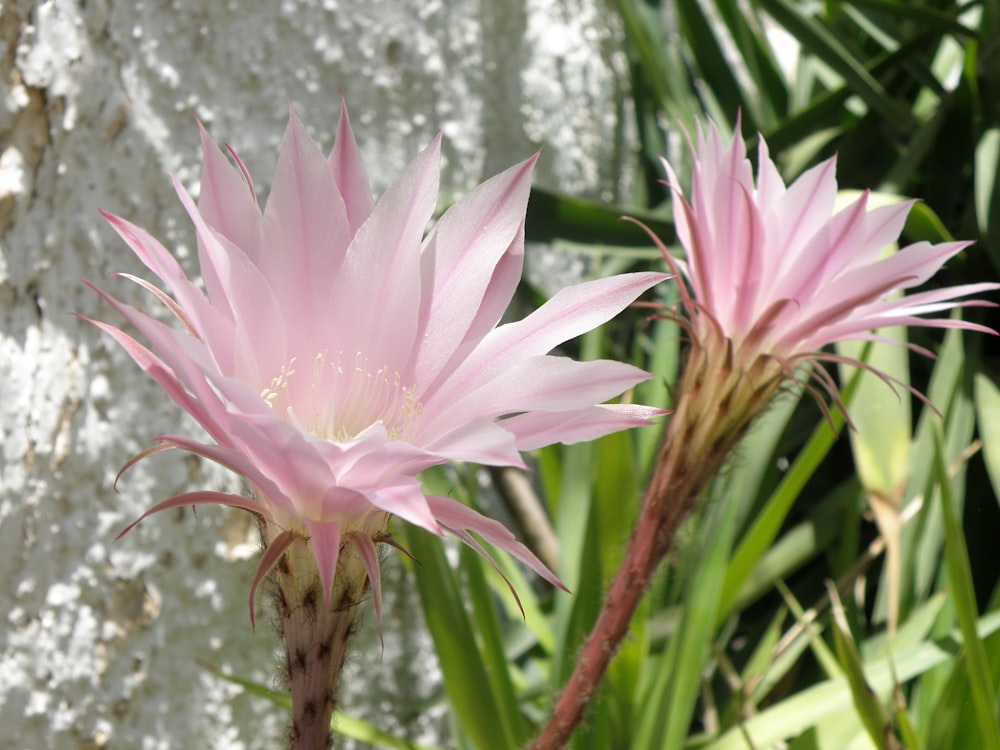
[975,373,1000,504]
[933,428,1000,750]
[717,363,865,621]
[699,611,1000,749]
[202,665,441,750]
[404,519,510,750]
[756,0,912,125]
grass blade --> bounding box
[933,427,1000,750]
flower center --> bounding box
[259,351,423,441]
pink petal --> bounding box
[414,155,536,391]
[154,434,294,516]
[172,176,288,384]
[426,272,666,405]
[197,120,263,264]
[502,403,668,451]
[325,135,442,375]
[306,518,342,608]
[100,211,225,338]
[422,417,526,468]
[259,110,352,332]
[329,97,374,233]
[425,356,652,434]
[349,532,383,643]
[249,529,300,629]
[77,304,228,444]
[116,490,270,541]
[362,478,441,536]
[766,156,837,278]
[426,494,565,591]
[111,272,196,335]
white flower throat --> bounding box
[260,351,422,441]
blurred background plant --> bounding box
[239,0,1000,747]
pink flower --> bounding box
[526,119,999,750]
[661,120,997,384]
[84,106,666,624]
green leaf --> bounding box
[756,0,912,126]
[837,330,911,498]
[933,428,1000,750]
[634,499,740,750]
[404,505,512,750]
[828,585,895,750]
[698,611,1000,749]
[717,364,865,622]
[525,187,675,248]
[202,665,441,750]
[975,128,1000,273]
[974,373,1000,505]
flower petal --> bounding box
[424,356,652,436]
[249,529,300,629]
[325,135,442,374]
[329,98,374,233]
[502,403,668,451]
[116,491,270,541]
[305,518,342,608]
[426,272,666,405]
[414,155,536,391]
[426,494,565,591]
[349,532,383,643]
[197,120,262,264]
[260,110,352,331]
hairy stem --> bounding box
[274,538,367,750]
[528,340,782,749]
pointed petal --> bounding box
[768,156,837,276]
[425,494,565,591]
[425,356,652,434]
[326,135,442,373]
[422,417,526,468]
[414,155,536,389]
[448,525,527,618]
[502,403,668,450]
[329,97,374,233]
[111,272,196,335]
[197,120,263,263]
[153,434,293,516]
[426,272,666,405]
[306,519,342,608]
[100,211,223,338]
[349,532,383,644]
[172,175,288,384]
[260,110,351,328]
[249,529,300,629]
[363,479,441,536]
[77,309,225,441]
[116,491,269,541]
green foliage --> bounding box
[388,1,1000,748]
[217,2,1000,747]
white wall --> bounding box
[0,1,633,747]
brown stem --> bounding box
[274,538,367,750]
[527,340,782,750]
[526,429,708,749]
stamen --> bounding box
[260,358,297,405]
[259,351,422,442]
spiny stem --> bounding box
[274,539,367,750]
[526,431,707,749]
[528,342,782,749]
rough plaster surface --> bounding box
[0,1,633,748]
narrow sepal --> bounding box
[249,529,301,629]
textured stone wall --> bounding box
[0,1,632,747]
